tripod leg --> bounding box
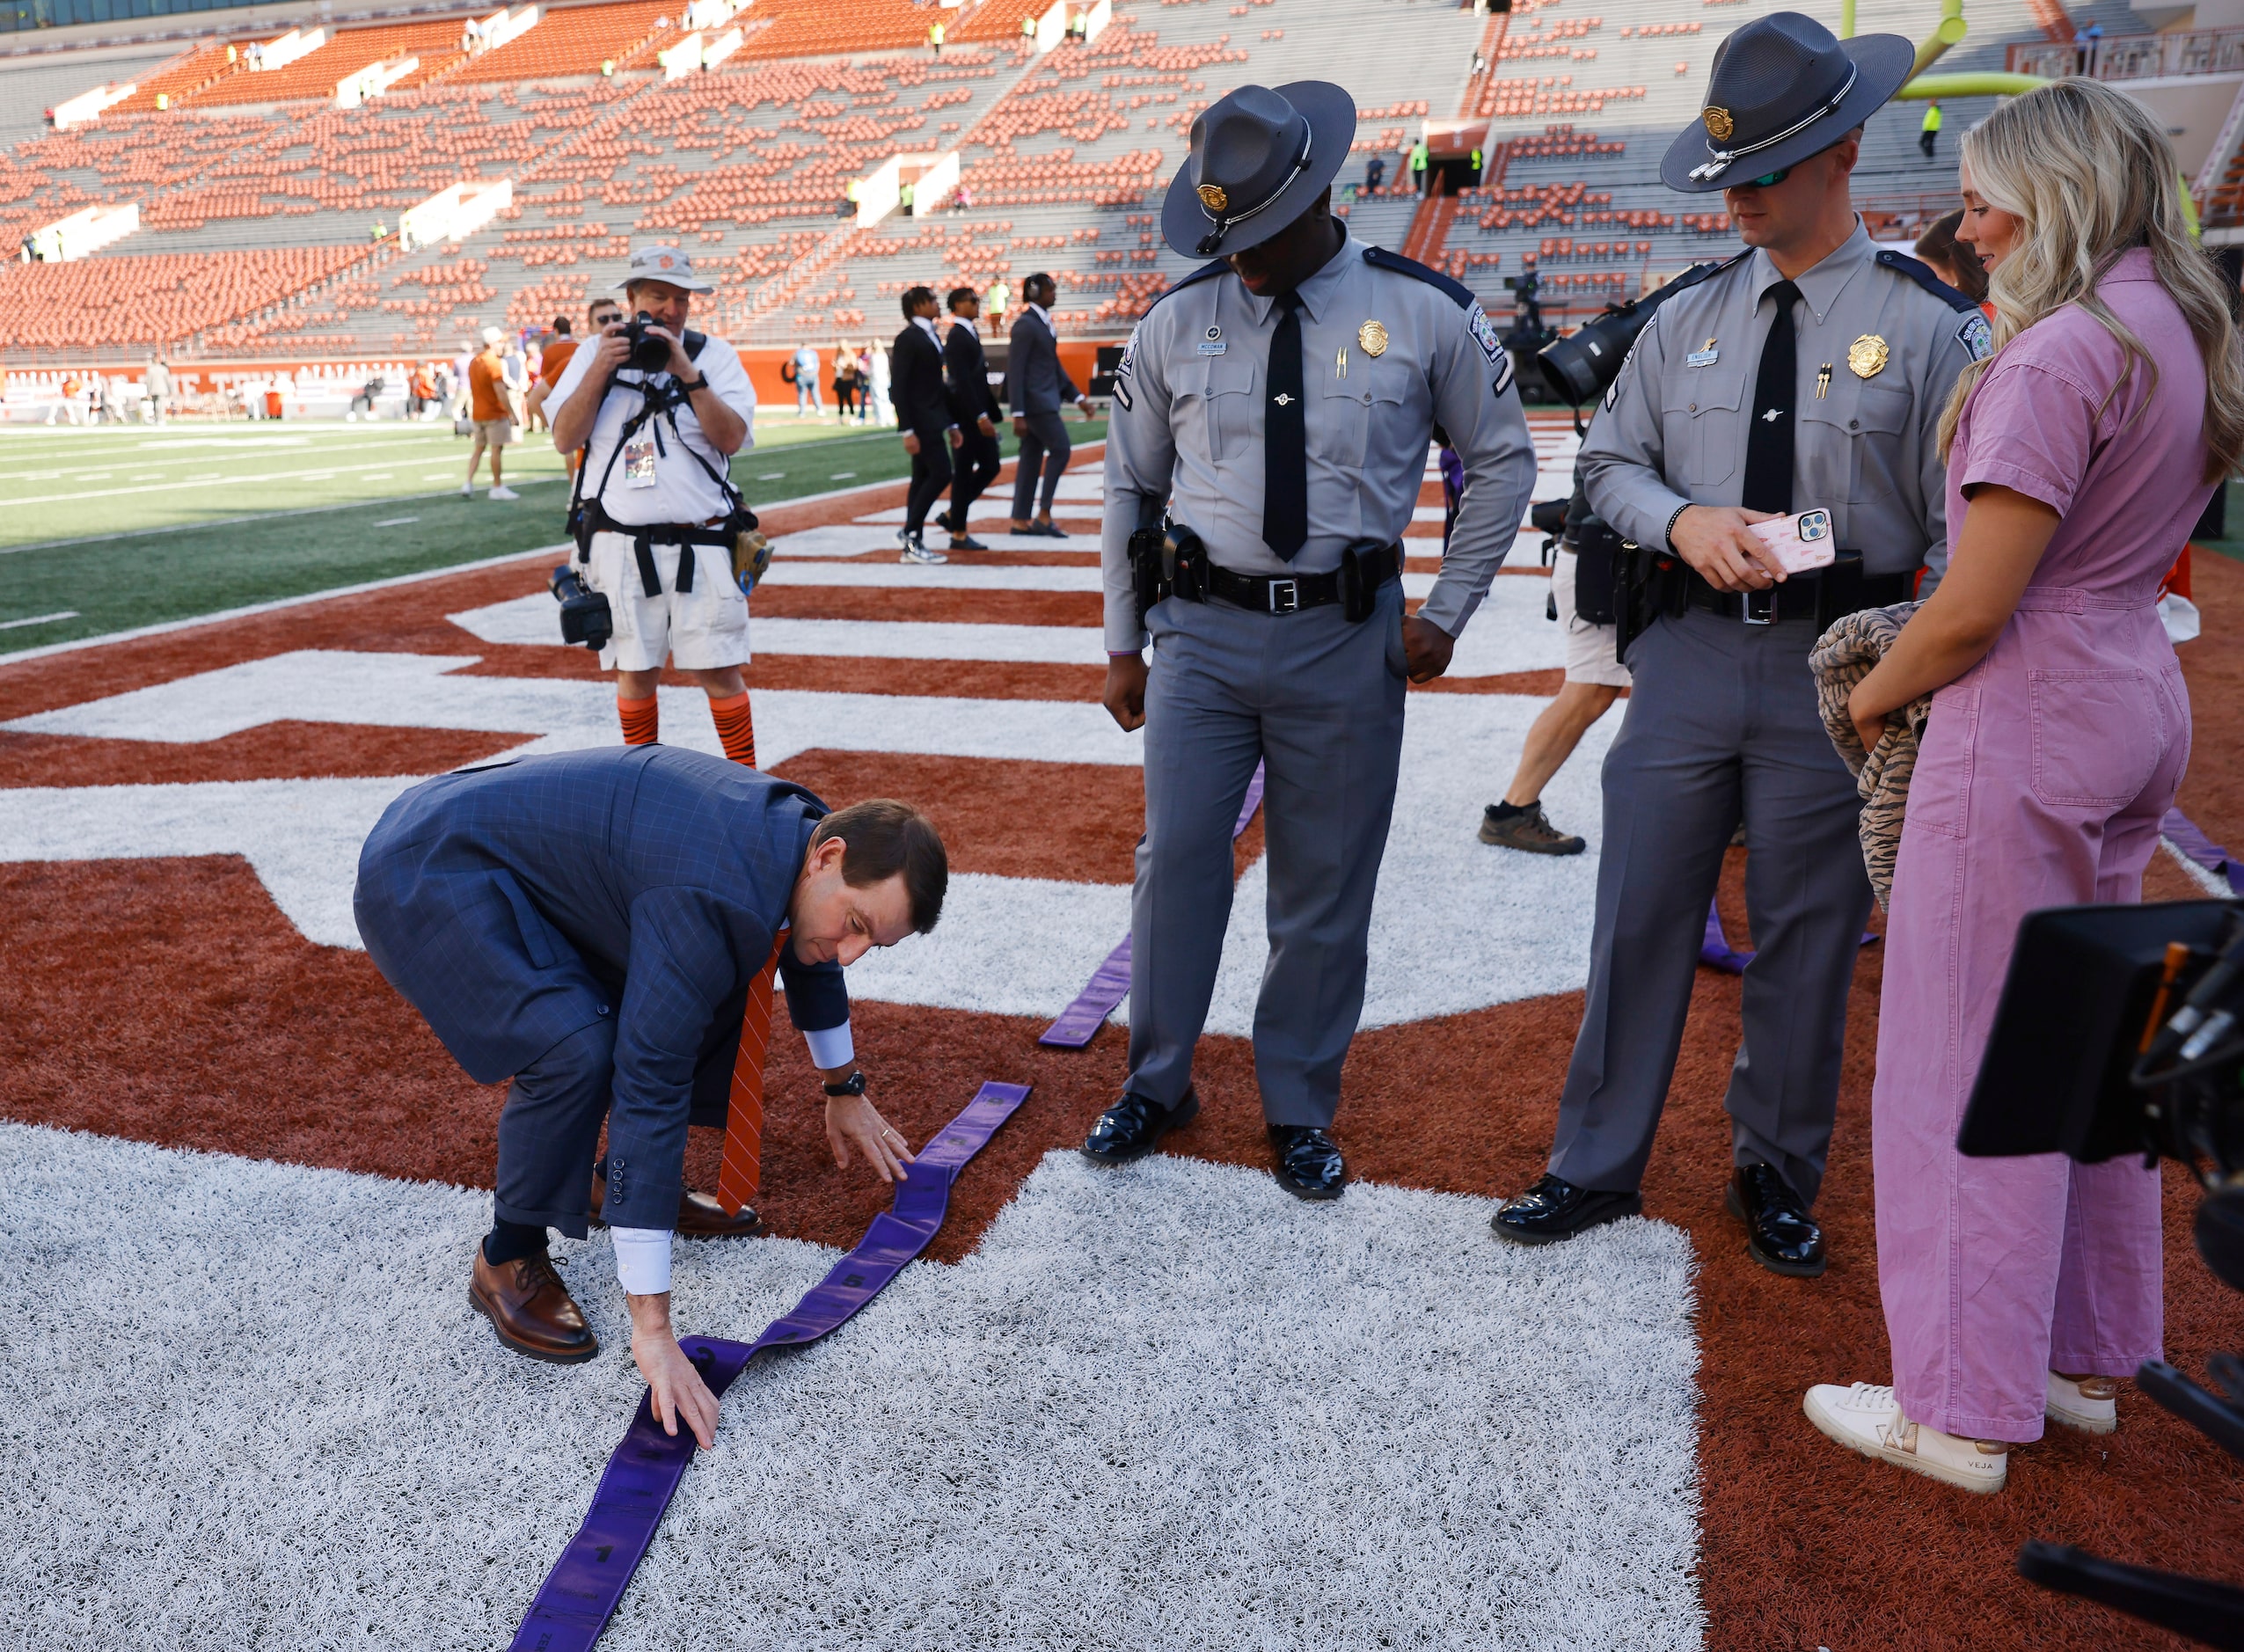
[2019,1541,2244,1651]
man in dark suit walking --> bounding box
[1004,270,1093,537]
[939,284,1004,552]
[355,746,947,1447]
[892,284,960,565]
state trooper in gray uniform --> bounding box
[1493,14,1990,1269]
[1083,82,1537,1198]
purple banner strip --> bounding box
[2162,808,2244,895]
[1039,762,1266,1049]
[508,1080,1032,1652]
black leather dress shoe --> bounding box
[1268,1125,1346,1200]
[1490,1173,1642,1245]
[1727,1163,1826,1276]
[1081,1087,1197,1165]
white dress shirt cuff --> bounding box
[612,1226,672,1295]
[802,1020,855,1071]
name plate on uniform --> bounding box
[1197,340,1227,355]
[1685,340,1720,369]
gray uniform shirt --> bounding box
[1101,233,1538,652]
[1580,219,1983,581]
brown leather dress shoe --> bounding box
[589,1176,763,1239]
[470,1247,599,1363]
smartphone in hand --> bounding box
[1748,508,1837,575]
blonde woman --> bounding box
[1806,79,2243,1492]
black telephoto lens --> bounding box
[1536,261,1723,407]
[626,314,670,373]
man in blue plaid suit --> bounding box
[355,744,946,1446]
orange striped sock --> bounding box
[618,693,659,746]
[709,690,757,767]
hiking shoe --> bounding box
[1479,801,1585,855]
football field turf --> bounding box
[0,415,1102,655]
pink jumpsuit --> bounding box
[1875,249,2205,1444]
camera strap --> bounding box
[568,338,750,587]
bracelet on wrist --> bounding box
[1663,502,1691,551]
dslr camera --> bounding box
[621,312,673,374]
[1963,896,2244,1647]
[550,563,612,653]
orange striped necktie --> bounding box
[715,925,788,1217]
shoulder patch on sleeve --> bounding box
[1466,301,1504,367]
[1137,259,1232,318]
[1112,375,1134,410]
[1875,248,1980,314]
[1363,244,1476,308]
[1955,310,1992,362]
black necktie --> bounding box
[1262,290,1308,560]
[1739,279,1799,516]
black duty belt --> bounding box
[1205,544,1400,616]
[1684,561,1910,626]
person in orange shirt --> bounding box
[464,327,520,501]
[527,297,622,473]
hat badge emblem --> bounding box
[1197,183,1230,215]
[1703,106,1734,143]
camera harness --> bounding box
[565,329,757,598]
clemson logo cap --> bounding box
[617,241,714,294]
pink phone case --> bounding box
[1749,508,1837,574]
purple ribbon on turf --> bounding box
[1699,898,1878,975]
[1039,761,1266,1049]
[508,1080,1032,1652]
[2162,808,2244,895]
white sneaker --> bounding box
[2046,1371,2118,1435]
[1803,1381,2008,1494]
[487,485,520,501]
[459,483,474,497]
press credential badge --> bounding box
[624,433,658,487]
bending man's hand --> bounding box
[628,1292,720,1450]
[1103,652,1147,730]
[1401,614,1454,683]
[1670,505,1782,594]
[825,1092,915,1183]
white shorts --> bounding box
[583,530,749,673]
[1550,545,1632,688]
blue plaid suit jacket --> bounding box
[355,746,847,1225]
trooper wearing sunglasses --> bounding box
[1491,13,1990,1275]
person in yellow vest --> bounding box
[1409,136,1431,195]
[929,18,944,53]
[1919,99,1942,160]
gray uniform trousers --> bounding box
[1549,606,1872,1205]
[1127,580,1409,1127]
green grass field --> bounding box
[0,413,1104,655]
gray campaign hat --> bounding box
[1660,12,1913,194]
[1160,81,1356,259]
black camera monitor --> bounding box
[1958,900,2240,1163]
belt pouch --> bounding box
[1571,519,1623,626]
[1166,526,1209,603]
[1341,542,1390,623]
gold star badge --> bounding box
[1357,319,1388,357]
[1847,334,1890,379]
[1197,183,1229,214]
[1703,106,1733,143]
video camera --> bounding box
[1962,897,2244,1647]
[1536,260,1723,413]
